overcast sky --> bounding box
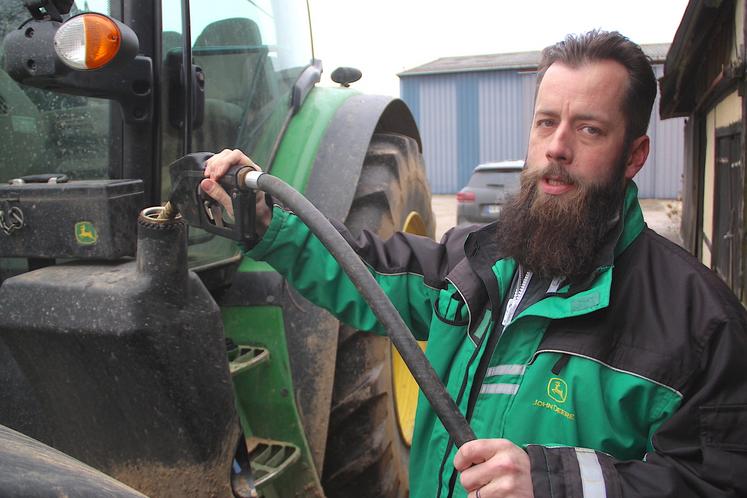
[308,0,690,96]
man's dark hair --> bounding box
[537,30,657,140]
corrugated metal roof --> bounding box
[399,51,542,76]
[399,43,670,77]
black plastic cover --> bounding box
[0,214,239,496]
[0,179,143,259]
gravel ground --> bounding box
[431,195,683,247]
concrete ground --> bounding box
[431,195,683,246]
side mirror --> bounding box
[3,12,153,124]
[331,66,362,87]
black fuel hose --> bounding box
[244,171,476,448]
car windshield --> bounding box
[0,1,114,183]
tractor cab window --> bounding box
[165,0,312,162]
[190,0,312,159]
[0,0,114,183]
[160,0,314,270]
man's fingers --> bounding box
[454,440,492,471]
[199,149,273,238]
[200,178,234,218]
[455,439,533,497]
[460,464,490,494]
[204,149,260,180]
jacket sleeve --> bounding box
[526,314,747,498]
[246,206,470,340]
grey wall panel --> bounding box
[417,76,458,194]
[520,71,538,147]
[657,116,685,197]
[635,64,685,198]
[456,74,481,190]
[477,71,532,171]
[400,79,421,125]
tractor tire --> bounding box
[321,132,435,498]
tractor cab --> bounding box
[0,1,431,496]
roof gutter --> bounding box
[398,64,538,78]
[660,0,726,118]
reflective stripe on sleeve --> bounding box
[485,364,526,377]
[479,383,519,395]
[575,448,607,497]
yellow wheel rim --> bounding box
[392,211,429,446]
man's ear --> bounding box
[624,135,650,180]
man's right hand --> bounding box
[199,148,273,239]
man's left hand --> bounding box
[453,439,534,498]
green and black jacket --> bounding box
[248,184,747,498]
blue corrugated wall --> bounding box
[402,75,459,194]
[400,66,685,198]
[457,75,480,190]
[400,81,420,128]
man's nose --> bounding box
[546,124,573,163]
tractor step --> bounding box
[247,437,301,488]
[229,345,269,376]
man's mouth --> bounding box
[540,175,575,195]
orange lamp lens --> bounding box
[83,14,121,69]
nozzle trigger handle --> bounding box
[168,152,259,248]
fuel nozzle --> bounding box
[167,153,259,249]
[156,201,179,221]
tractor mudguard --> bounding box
[304,94,422,221]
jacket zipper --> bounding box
[501,269,533,327]
[443,270,533,497]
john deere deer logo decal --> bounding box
[75,221,98,245]
[547,377,568,403]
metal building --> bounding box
[399,44,685,197]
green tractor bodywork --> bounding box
[0,1,434,497]
[223,85,431,497]
[225,86,355,497]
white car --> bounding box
[456,160,524,224]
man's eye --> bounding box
[581,125,602,136]
[537,119,555,128]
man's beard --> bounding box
[495,160,626,280]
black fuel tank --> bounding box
[0,209,239,497]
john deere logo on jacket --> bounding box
[531,377,575,421]
[547,377,568,403]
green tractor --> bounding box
[0,0,434,496]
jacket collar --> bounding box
[567,181,645,292]
[615,181,645,256]
[447,223,502,334]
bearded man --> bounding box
[203,31,747,498]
